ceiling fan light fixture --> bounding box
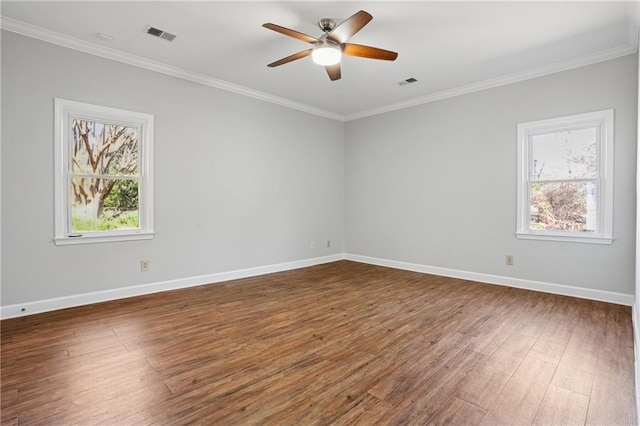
[312,44,342,66]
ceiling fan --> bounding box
[263,10,398,81]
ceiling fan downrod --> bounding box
[318,18,335,33]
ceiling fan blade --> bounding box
[342,43,398,61]
[325,64,341,81]
[267,49,313,67]
[327,10,373,44]
[262,23,320,44]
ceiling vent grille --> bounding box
[145,26,176,42]
[398,77,418,86]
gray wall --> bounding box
[345,54,638,295]
[1,30,637,309]
[1,31,345,306]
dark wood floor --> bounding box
[1,260,636,425]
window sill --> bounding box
[54,231,154,246]
[516,232,613,245]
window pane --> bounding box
[530,181,597,232]
[71,119,139,176]
[70,178,139,232]
[530,127,597,180]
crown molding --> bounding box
[0,16,345,122]
[2,15,637,123]
[345,41,638,121]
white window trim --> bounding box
[516,109,614,245]
[54,98,154,245]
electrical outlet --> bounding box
[505,255,514,266]
[141,259,150,272]
[310,241,315,249]
[326,240,331,248]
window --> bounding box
[54,98,154,245]
[516,109,613,244]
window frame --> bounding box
[516,109,614,245]
[54,98,154,245]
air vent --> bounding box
[398,77,418,86]
[145,26,176,42]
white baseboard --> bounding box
[3,252,633,320]
[0,254,344,319]
[345,253,634,306]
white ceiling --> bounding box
[2,1,639,121]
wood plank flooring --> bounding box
[1,260,636,425]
